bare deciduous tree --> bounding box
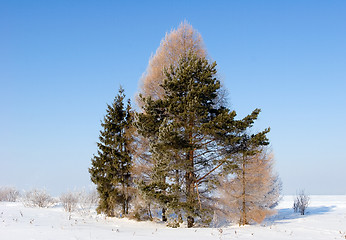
[78,189,99,214]
[217,150,281,225]
[136,21,207,107]
[60,191,79,213]
[23,189,55,208]
[293,190,310,215]
[129,140,155,221]
[129,192,154,221]
[59,189,99,214]
[0,186,20,202]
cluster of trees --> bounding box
[89,22,281,227]
[0,186,99,213]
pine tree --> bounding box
[136,52,267,227]
[89,87,133,217]
[134,22,227,222]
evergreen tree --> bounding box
[134,22,208,220]
[89,87,133,217]
[134,22,227,222]
[136,52,267,227]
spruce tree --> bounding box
[89,87,133,217]
[136,52,268,227]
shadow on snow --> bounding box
[265,205,336,225]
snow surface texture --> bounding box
[1,195,346,240]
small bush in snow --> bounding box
[60,191,79,212]
[23,189,55,208]
[293,190,310,215]
[0,186,20,202]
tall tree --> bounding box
[136,21,206,107]
[134,21,226,221]
[136,52,266,227]
[217,147,281,225]
[134,22,223,222]
[89,87,133,217]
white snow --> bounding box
[1,195,346,240]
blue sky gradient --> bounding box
[1,0,345,195]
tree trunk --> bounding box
[148,203,153,220]
[186,148,195,228]
[122,182,126,216]
[184,118,195,228]
[125,179,129,215]
[125,196,129,215]
[187,216,194,228]
[162,207,167,222]
[241,154,247,225]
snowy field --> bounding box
[1,195,346,240]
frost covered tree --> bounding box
[293,190,310,215]
[0,186,20,202]
[136,21,206,107]
[217,148,281,225]
[23,189,55,208]
[60,191,79,213]
[89,87,134,217]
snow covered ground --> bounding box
[1,195,346,240]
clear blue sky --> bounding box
[1,0,345,196]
